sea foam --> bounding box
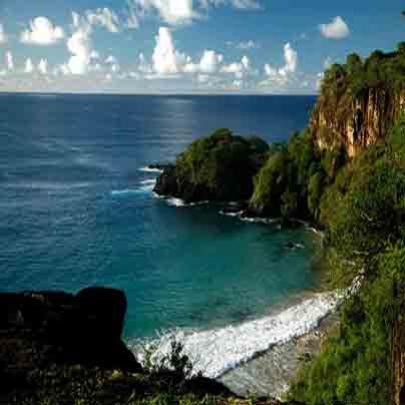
[139,167,164,174]
[112,179,156,196]
[133,290,345,379]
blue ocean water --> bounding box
[0,93,318,339]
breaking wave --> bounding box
[132,290,345,379]
[139,166,164,174]
[111,178,157,196]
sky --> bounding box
[0,0,403,94]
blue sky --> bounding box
[0,0,403,93]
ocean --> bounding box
[0,93,340,382]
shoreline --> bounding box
[131,165,337,398]
[218,304,340,399]
[129,288,344,397]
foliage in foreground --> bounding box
[287,116,405,404]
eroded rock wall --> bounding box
[310,89,405,158]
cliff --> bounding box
[311,86,405,158]
[310,45,405,158]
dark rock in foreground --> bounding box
[0,287,141,372]
[0,287,237,404]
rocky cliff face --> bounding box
[310,88,405,158]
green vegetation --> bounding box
[249,129,346,220]
[9,341,240,405]
[174,128,268,201]
[320,42,405,99]
[287,116,405,404]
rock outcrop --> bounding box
[310,88,405,158]
[0,287,240,404]
[0,287,142,373]
[154,129,269,203]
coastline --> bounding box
[131,165,337,398]
[218,302,340,399]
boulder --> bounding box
[0,287,142,373]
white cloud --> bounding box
[200,0,260,10]
[126,7,140,29]
[262,43,298,88]
[236,40,259,49]
[6,51,13,71]
[91,63,103,72]
[111,63,120,73]
[152,27,187,74]
[20,17,64,45]
[199,50,223,73]
[128,0,198,26]
[66,12,93,75]
[0,24,7,43]
[319,16,350,39]
[90,50,100,59]
[184,49,223,74]
[221,55,252,79]
[138,53,153,73]
[25,58,34,73]
[86,8,120,33]
[105,55,118,64]
[38,59,48,75]
[126,0,261,27]
[278,43,297,76]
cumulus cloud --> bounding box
[128,0,197,26]
[184,50,223,74]
[278,43,297,75]
[90,50,100,59]
[126,0,261,27]
[66,12,93,75]
[199,50,223,73]
[0,24,7,43]
[111,63,120,73]
[105,55,120,73]
[262,43,298,87]
[236,40,259,49]
[105,55,118,64]
[152,27,187,74]
[25,58,34,73]
[6,51,13,71]
[221,55,252,78]
[86,8,121,33]
[138,53,153,74]
[20,17,64,45]
[38,59,48,75]
[319,16,350,39]
[200,0,261,9]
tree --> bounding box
[346,53,363,75]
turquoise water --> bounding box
[0,94,319,339]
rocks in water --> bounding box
[154,129,269,203]
[0,287,142,373]
[285,242,305,251]
[219,201,248,216]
